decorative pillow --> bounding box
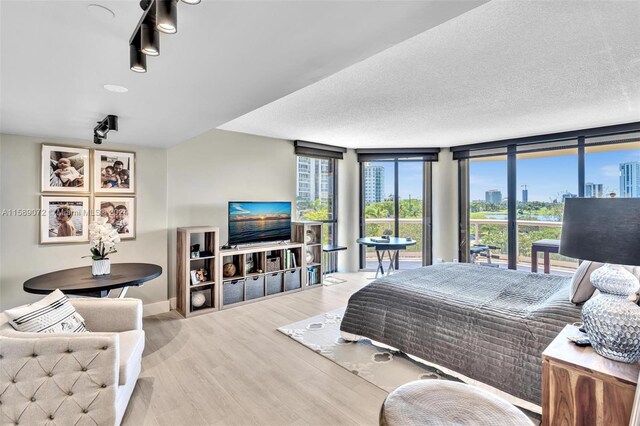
[5,289,88,333]
[570,261,604,304]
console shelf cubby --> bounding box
[219,242,305,309]
[176,226,220,317]
[292,221,324,287]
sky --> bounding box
[470,147,640,202]
[368,161,425,200]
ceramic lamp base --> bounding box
[92,259,111,276]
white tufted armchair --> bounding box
[0,298,144,426]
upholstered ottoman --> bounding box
[380,380,534,426]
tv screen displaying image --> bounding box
[228,201,292,246]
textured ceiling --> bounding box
[220,1,640,148]
[0,0,485,147]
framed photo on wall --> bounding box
[41,144,90,193]
[94,197,136,239]
[40,196,90,244]
[93,150,135,193]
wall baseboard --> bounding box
[143,300,170,317]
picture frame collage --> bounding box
[40,144,136,244]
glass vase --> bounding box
[583,263,640,363]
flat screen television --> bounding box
[228,201,292,246]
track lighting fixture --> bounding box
[129,0,198,72]
[141,23,160,56]
[156,0,177,34]
[93,115,118,144]
[129,43,147,73]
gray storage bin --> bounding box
[246,275,265,300]
[266,272,283,295]
[284,268,302,291]
[223,279,245,305]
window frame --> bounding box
[295,155,339,249]
[358,158,433,270]
[455,122,640,270]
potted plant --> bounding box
[86,216,120,276]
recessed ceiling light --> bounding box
[87,4,115,20]
[103,84,129,93]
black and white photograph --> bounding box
[40,196,89,244]
[41,144,90,192]
[94,197,135,239]
[93,150,135,193]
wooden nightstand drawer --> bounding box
[542,325,639,426]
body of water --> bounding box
[484,213,561,222]
[229,218,291,245]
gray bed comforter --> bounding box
[340,263,582,405]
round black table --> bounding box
[24,263,162,298]
[356,237,417,278]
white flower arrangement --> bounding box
[86,216,120,260]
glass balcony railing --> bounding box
[363,218,577,274]
[470,218,577,274]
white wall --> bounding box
[337,149,360,272]
[0,134,169,311]
[432,148,459,262]
[166,129,298,298]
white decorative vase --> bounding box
[92,259,111,276]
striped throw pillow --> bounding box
[6,289,88,333]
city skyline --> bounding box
[470,148,640,202]
[365,161,425,201]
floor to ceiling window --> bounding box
[455,127,640,274]
[295,156,337,246]
[358,149,437,271]
[516,146,579,273]
[468,155,509,267]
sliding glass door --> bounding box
[468,156,509,267]
[361,160,430,270]
[363,161,394,270]
[516,148,578,273]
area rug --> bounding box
[278,307,541,424]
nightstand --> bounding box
[542,324,640,426]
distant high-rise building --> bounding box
[485,190,502,204]
[522,189,528,203]
[364,165,385,204]
[620,162,640,198]
[562,192,578,202]
[585,182,604,198]
[297,157,330,203]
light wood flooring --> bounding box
[122,273,385,426]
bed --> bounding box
[339,262,582,405]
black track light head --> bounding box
[93,115,118,144]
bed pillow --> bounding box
[5,289,88,333]
[570,261,604,304]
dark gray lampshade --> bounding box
[560,198,640,266]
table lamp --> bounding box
[560,198,640,363]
